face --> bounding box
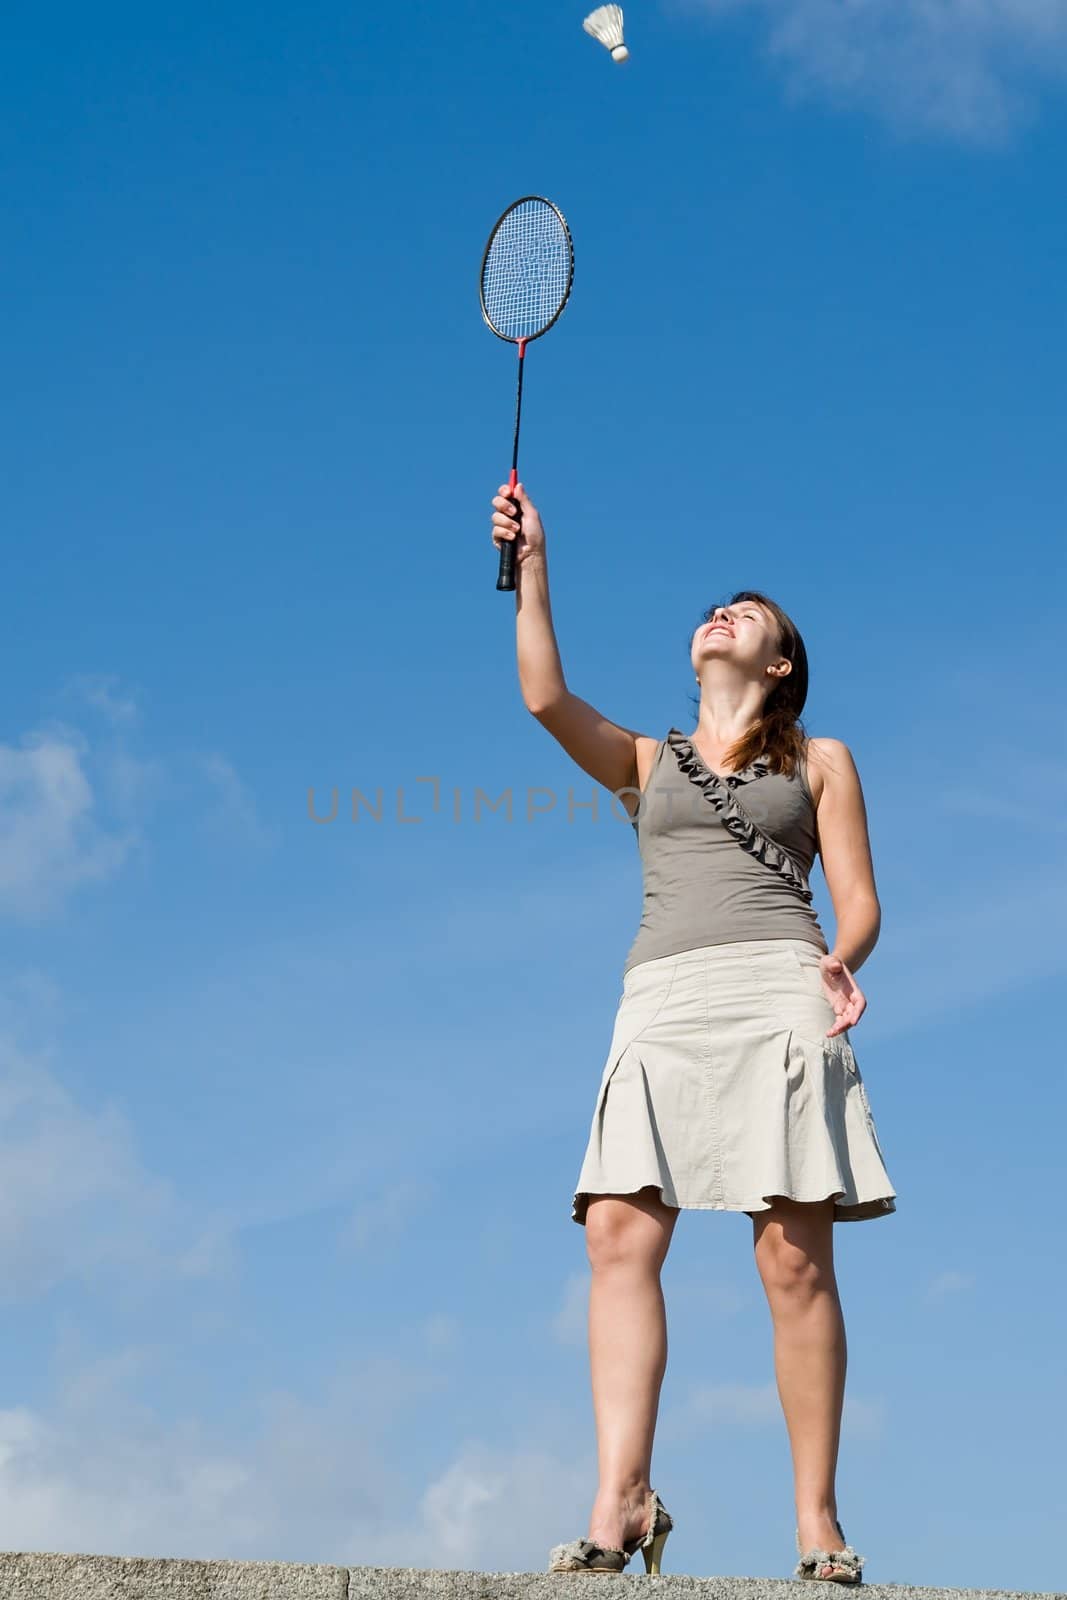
[691,601,792,689]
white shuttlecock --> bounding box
[583,5,629,62]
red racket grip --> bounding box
[496,469,520,592]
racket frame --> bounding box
[479,195,574,592]
[478,194,575,344]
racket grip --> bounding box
[496,470,520,592]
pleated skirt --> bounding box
[572,938,897,1225]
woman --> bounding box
[490,483,897,1584]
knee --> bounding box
[586,1215,638,1273]
[758,1237,833,1301]
[585,1202,662,1275]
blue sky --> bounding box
[1,0,1065,1589]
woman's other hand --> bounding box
[819,953,867,1037]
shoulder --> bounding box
[805,736,855,769]
[802,737,860,805]
[633,732,666,793]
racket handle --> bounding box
[496,469,520,592]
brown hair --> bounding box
[688,589,810,779]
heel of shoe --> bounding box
[641,1527,670,1575]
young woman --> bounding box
[490,483,897,1584]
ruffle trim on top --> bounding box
[666,728,814,905]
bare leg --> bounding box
[753,1196,855,1577]
[583,1185,679,1551]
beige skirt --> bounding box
[572,938,897,1225]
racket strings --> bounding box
[481,200,572,342]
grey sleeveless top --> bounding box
[622,727,829,975]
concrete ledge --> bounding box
[0,1554,1060,1600]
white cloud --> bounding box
[339,1178,435,1255]
[196,753,278,850]
[0,704,280,918]
[663,1379,885,1440]
[685,0,1067,139]
[842,1392,887,1438]
[556,1267,755,1344]
[551,1271,589,1346]
[668,1274,751,1319]
[857,869,1067,1043]
[550,1269,748,1349]
[0,970,64,1038]
[0,729,133,920]
[0,1390,345,1562]
[936,753,1067,830]
[679,1378,782,1427]
[926,1267,976,1299]
[0,1029,232,1304]
[103,746,166,825]
[64,672,141,727]
[0,974,448,1530]
[400,1443,592,1571]
[421,1313,461,1351]
[0,1360,589,1571]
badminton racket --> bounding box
[479,196,575,591]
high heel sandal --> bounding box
[794,1518,865,1584]
[548,1487,674,1575]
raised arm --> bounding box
[490,483,648,801]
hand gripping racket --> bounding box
[479,196,575,591]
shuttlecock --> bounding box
[583,4,629,62]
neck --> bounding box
[692,688,768,750]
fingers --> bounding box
[491,503,520,537]
[491,488,522,545]
[489,483,541,555]
[495,482,534,510]
[826,996,865,1036]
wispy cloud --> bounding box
[934,748,1067,831]
[0,699,281,918]
[551,1271,589,1347]
[668,1378,782,1434]
[0,1361,587,1571]
[0,729,133,921]
[658,1378,785,1446]
[64,672,141,727]
[0,1006,235,1304]
[339,1178,435,1255]
[196,753,279,850]
[0,1371,399,1563]
[684,0,1067,140]
[0,969,64,1037]
[421,1313,461,1351]
[662,1379,885,1440]
[925,1267,976,1300]
[858,868,1066,1042]
[841,1392,888,1439]
[400,1443,591,1571]
[550,1269,751,1348]
[668,1274,751,1319]
[0,1035,165,1300]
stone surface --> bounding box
[0,1555,1061,1600]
